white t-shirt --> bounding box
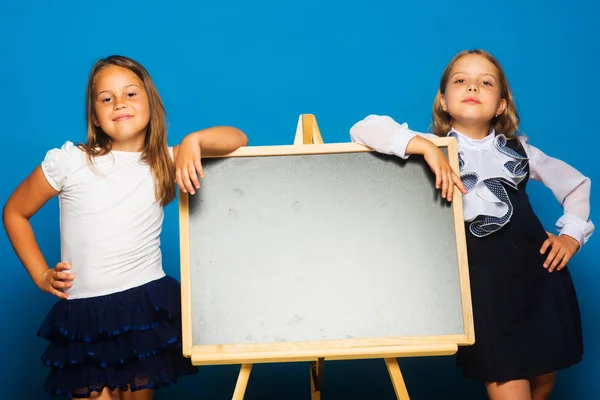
[41,141,170,299]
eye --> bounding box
[125,92,137,98]
[482,81,493,86]
[100,97,113,103]
[454,79,465,84]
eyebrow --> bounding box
[96,84,143,96]
[450,72,498,81]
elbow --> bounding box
[1,197,13,226]
[235,128,249,147]
[349,115,379,138]
[579,176,592,197]
[562,176,592,206]
[349,122,370,144]
[349,124,361,142]
[194,126,249,153]
[1,202,7,229]
[2,198,29,228]
[222,126,248,147]
[2,200,16,235]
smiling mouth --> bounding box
[113,115,133,122]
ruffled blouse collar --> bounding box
[448,128,529,237]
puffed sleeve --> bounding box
[41,141,77,191]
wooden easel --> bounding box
[228,114,459,400]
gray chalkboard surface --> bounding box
[179,140,473,366]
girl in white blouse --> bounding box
[350,49,593,400]
[3,55,248,400]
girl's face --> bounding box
[92,65,150,152]
[440,54,506,131]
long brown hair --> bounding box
[431,49,520,137]
[81,55,175,206]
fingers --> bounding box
[541,236,577,272]
[181,165,195,194]
[50,287,68,300]
[55,270,74,282]
[433,166,450,200]
[441,170,450,200]
[430,157,466,202]
[188,163,200,191]
[54,262,71,271]
[557,252,572,271]
[543,245,559,270]
[439,169,465,202]
[553,237,576,272]
[175,168,185,193]
[453,172,467,194]
[176,161,204,195]
[547,248,566,272]
[446,171,453,201]
[52,263,74,289]
[539,238,552,255]
[40,263,73,299]
[52,276,73,290]
[194,159,204,180]
[176,165,193,194]
[418,150,467,202]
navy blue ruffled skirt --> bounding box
[38,276,198,398]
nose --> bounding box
[468,84,479,93]
[114,99,128,110]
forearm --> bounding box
[191,126,248,156]
[406,135,438,156]
[2,209,50,288]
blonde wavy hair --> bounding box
[80,55,175,206]
[431,49,520,138]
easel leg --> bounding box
[232,364,253,400]
[385,358,410,400]
[310,358,325,400]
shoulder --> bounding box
[41,141,86,191]
[511,134,552,162]
[43,141,85,160]
[510,135,574,176]
[352,114,408,129]
[351,114,437,139]
[501,134,532,158]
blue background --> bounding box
[1,1,597,398]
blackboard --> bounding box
[179,140,473,365]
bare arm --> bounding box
[173,126,249,194]
[2,166,72,298]
[173,126,248,159]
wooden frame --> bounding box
[179,114,473,398]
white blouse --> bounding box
[41,141,169,299]
[350,115,594,248]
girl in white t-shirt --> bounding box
[3,55,248,399]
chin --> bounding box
[456,112,494,122]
